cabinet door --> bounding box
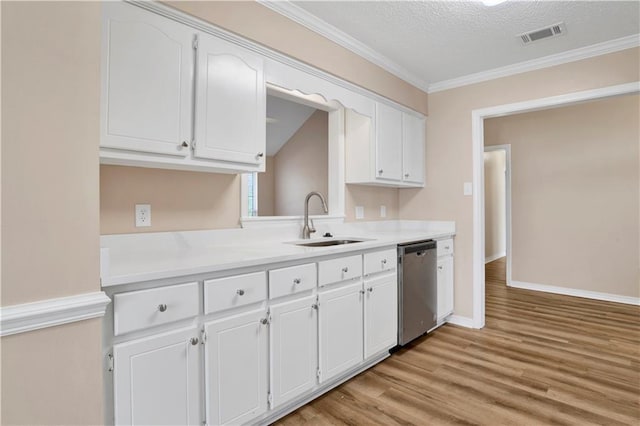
[194,33,266,168]
[402,113,425,185]
[270,295,318,408]
[113,327,201,425]
[375,103,402,182]
[101,2,193,156]
[364,274,398,358]
[318,281,364,383]
[437,257,454,321]
[204,308,268,425]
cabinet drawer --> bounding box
[114,282,199,336]
[318,255,362,286]
[204,271,266,314]
[269,263,317,299]
[364,248,397,276]
[437,239,454,257]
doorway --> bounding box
[483,145,511,286]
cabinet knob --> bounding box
[236,289,245,296]
[438,266,443,271]
[367,287,373,293]
[311,303,318,310]
[158,304,167,312]
[260,318,269,325]
[180,141,189,148]
[293,278,301,285]
[445,246,450,250]
[359,289,366,294]
[404,173,410,178]
[190,337,199,346]
[257,152,264,158]
[342,267,349,273]
[378,169,384,175]
[381,259,387,265]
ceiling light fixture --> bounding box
[481,0,508,6]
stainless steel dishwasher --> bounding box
[397,240,438,345]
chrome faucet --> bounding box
[302,191,328,239]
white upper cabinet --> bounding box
[345,103,425,188]
[101,2,193,157]
[402,113,426,185]
[375,103,403,182]
[194,33,266,170]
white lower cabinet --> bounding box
[269,295,318,409]
[364,273,398,358]
[437,256,454,322]
[318,281,364,383]
[113,327,201,426]
[204,308,268,425]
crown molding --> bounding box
[0,292,111,337]
[258,0,430,92]
[428,34,640,93]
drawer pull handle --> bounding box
[190,337,199,346]
[342,267,349,273]
[367,287,373,293]
[293,278,301,285]
[158,304,167,312]
[236,289,245,296]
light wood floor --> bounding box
[275,258,640,425]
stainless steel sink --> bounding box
[295,239,365,247]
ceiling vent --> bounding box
[518,22,566,45]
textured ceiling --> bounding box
[291,1,640,85]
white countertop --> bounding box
[100,220,455,287]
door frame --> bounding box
[483,144,511,285]
[471,81,639,329]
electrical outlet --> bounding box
[135,204,151,227]
[380,205,386,218]
[355,206,364,220]
[464,182,473,196]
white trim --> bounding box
[445,315,475,329]
[257,0,429,92]
[472,81,640,329]
[484,252,506,264]
[429,34,640,93]
[0,292,111,337]
[509,281,640,306]
[484,144,512,284]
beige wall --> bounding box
[1,2,103,424]
[399,47,640,318]
[164,1,428,115]
[484,150,506,261]
[345,185,399,221]
[100,166,240,234]
[274,110,328,216]
[485,95,639,297]
[257,156,276,216]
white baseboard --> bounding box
[0,291,112,337]
[446,315,475,328]
[485,252,506,264]
[509,280,640,306]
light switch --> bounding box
[355,206,364,220]
[463,182,473,196]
